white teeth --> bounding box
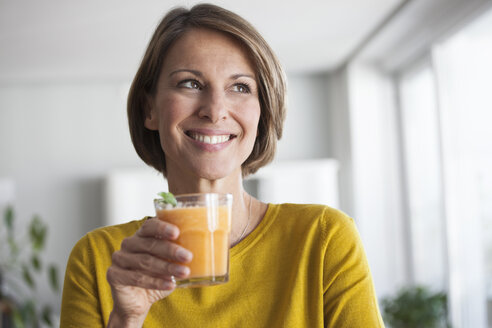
[190,133,231,144]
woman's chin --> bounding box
[196,169,234,182]
[192,163,241,182]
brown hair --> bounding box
[127,3,286,176]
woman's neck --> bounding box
[166,167,243,195]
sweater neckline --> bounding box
[230,203,279,259]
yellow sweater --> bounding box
[61,203,384,327]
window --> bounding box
[398,59,447,290]
[397,7,492,327]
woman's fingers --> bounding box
[112,250,190,278]
[107,264,175,291]
[137,219,193,262]
[138,218,179,240]
[107,218,192,294]
[109,219,193,284]
[122,234,193,264]
[121,219,193,263]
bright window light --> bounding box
[433,7,492,328]
[399,61,447,291]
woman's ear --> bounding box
[144,95,158,130]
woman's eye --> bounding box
[232,84,251,93]
[179,80,202,90]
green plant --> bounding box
[0,205,59,328]
[381,285,450,328]
[157,192,177,206]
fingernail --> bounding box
[174,265,190,277]
[164,280,175,290]
[165,225,177,238]
[176,248,193,262]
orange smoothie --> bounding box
[157,206,231,279]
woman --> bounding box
[61,4,384,327]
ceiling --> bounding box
[0,0,404,81]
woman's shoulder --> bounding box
[87,217,147,240]
[69,218,147,259]
[271,203,353,226]
[268,203,358,242]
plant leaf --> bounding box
[22,264,35,289]
[4,205,14,231]
[42,305,54,327]
[31,254,42,271]
[8,235,19,256]
[29,215,47,251]
[12,308,25,328]
[20,300,36,325]
[158,192,177,206]
[48,264,59,292]
[381,285,448,327]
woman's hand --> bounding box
[106,217,193,327]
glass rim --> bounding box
[154,192,232,207]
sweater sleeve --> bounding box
[60,234,105,328]
[322,212,385,327]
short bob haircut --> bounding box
[128,3,287,177]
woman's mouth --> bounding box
[186,131,237,145]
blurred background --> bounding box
[1,0,492,326]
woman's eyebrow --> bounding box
[231,73,255,81]
[169,69,255,81]
[169,69,202,77]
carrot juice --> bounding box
[155,193,232,287]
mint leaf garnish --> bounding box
[158,192,177,206]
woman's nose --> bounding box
[197,89,228,123]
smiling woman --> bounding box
[59,3,384,328]
[143,28,261,182]
[127,5,286,179]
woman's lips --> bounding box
[185,130,237,149]
[186,130,237,145]
[188,132,230,144]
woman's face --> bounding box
[145,28,261,181]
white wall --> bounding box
[0,81,150,310]
[325,67,354,215]
[275,74,332,161]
